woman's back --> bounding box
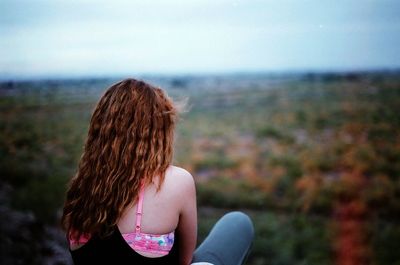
[118,166,189,237]
[69,165,197,265]
[117,165,197,258]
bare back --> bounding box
[117,165,197,264]
[118,166,185,234]
[70,166,197,264]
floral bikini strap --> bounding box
[135,183,145,233]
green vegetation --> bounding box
[1,71,399,264]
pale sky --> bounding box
[1,0,400,78]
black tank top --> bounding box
[70,226,180,265]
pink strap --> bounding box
[135,184,145,233]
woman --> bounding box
[61,78,254,265]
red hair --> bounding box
[61,78,177,239]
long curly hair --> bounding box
[61,78,178,239]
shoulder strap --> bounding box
[135,184,145,233]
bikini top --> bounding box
[69,184,175,256]
[69,224,180,265]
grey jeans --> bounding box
[192,211,254,265]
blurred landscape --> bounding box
[1,70,400,265]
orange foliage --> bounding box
[295,174,323,212]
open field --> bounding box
[1,71,400,265]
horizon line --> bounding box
[1,66,399,82]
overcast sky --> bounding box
[1,0,400,78]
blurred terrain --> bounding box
[1,71,399,265]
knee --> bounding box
[222,211,254,239]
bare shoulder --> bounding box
[167,165,193,180]
[164,165,196,193]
